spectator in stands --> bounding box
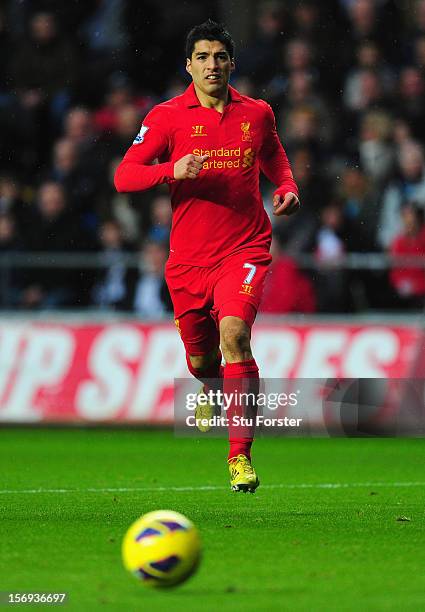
[49,139,79,183]
[230,76,256,98]
[295,1,349,95]
[122,240,172,317]
[93,73,152,136]
[107,103,142,158]
[9,12,76,127]
[104,157,137,241]
[147,195,172,243]
[270,147,319,255]
[345,0,393,61]
[396,67,425,142]
[265,37,319,105]
[21,182,81,308]
[48,137,100,237]
[292,148,331,212]
[285,38,317,77]
[393,118,414,148]
[343,41,395,110]
[339,166,391,309]
[389,203,425,308]
[105,155,156,242]
[64,107,98,153]
[338,166,378,251]
[281,106,323,161]
[347,0,378,37]
[64,105,106,167]
[291,1,328,52]
[91,219,131,310]
[358,111,395,187]
[63,106,109,170]
[314,202,350,312]
[316,202,346,261]
[31,181,79,248]
[378,141,425,248]
[62,108,106,234]
[163,75,189,100]
[343,69,390,119]
[237,2,287,87]
[259,237,316,314]
[278,71,334,150]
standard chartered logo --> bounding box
[192,147,255,171]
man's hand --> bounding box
[174,154,209,180]
[273,192,300,216]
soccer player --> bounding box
[115,20,299,492]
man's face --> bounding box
[186,40,234,97]
[400,145,424,181]
[401,206,421,235]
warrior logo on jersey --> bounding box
[133,125,149,144]
[239,283,254,295]
[240,122,252,141]
[191,125,207,137]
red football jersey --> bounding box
[115,83,298,266]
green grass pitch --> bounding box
[0,429,424,611]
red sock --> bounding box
[224,359,259,461]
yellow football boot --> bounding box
[228,454,260,493]
[194,385,218,433]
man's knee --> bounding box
[220,316,252,360]
[188,348,220,372]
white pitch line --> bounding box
[0,482,423,495]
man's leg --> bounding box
[175,309,223,387]
[165,261,223,429]
[219,315,259,463]
[174,310,224,431]
[212,250,272,491]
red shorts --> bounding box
[165,248,272,355]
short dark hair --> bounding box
[185,19,235,59]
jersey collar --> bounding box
[182,82,242,108]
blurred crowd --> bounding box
[1,0,425,314]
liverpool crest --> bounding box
[240,122,252,141]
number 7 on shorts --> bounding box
[243,263,257,284]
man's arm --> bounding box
[259,103,300,216]
[114,107,175,193]
[114,106,209,193]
